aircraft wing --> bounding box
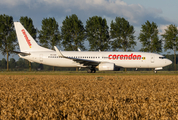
[54,46,100,66]
[72,58,100,66]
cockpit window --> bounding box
[159,57,166,59]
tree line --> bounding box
[0,58,76,71]
[0,14,178,71]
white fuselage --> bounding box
[19,51,172,69]
[14,22,172,71]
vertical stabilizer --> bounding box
[14,22,52,52]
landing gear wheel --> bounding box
[87,68,96,73]
[154,71,157,74]
[92,69,96,73]
[87,69,92,73]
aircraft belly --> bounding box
[57,59,80,67]
[114,60,140,68]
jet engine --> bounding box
[97,63,120,71]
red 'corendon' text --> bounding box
[108,54,142,60]
[21,29,32,48]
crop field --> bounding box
[0,74,178,119]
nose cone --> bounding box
[167,59,172,65]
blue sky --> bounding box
[0,0,177,60]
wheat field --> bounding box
[0,75,178,119]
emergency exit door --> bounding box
[150,55,154,63]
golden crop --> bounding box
[0,75,178,119]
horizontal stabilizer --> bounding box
[13,51,31,56]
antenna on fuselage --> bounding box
[78,48,81,51]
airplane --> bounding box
[14,22,172,73]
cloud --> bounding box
[159,24,178,35]
[0,0,22,7]
[0,0,176,56]
[159,25,169,35]
[0,0,173,27]
[39,0,169,26]
[0,0,34,7]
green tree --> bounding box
[1,58,7,69]
[9,58,16,70]
[0,14,17,71]
[31,63,40,71]
[39,17,61,50]
[61,14,85,51]
[162,24,178,71]
[138,21,162,53]
[38,17,61,71]
[16,58,25,70]
[20,16,37,71]
[110,17,136,51]
[86,16,110,51]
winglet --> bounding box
[54,46,65,57]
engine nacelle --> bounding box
[98,63,115,71]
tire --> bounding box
[87,69,91,73]
[92,69,96,73]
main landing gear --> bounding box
[87,68,96,73]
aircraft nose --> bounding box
[167,59,172,65]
